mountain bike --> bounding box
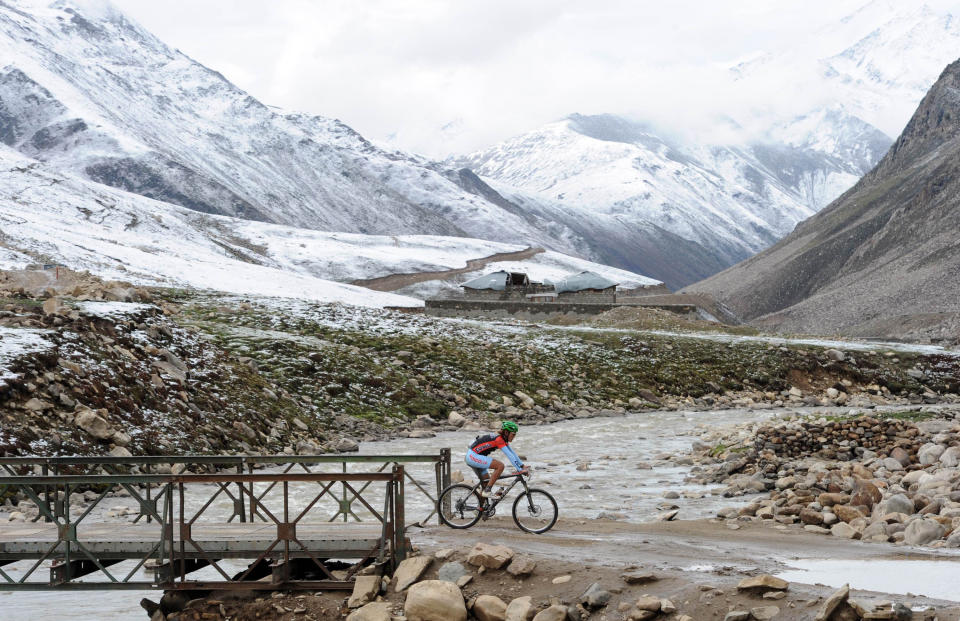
[437,471,558,533]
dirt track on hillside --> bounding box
[350,246,544,292]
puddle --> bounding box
[776,559,960,602]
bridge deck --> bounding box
[0,522,383,559]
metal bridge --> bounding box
[0,450,451,591]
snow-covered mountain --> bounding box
[0,0,597,254]
[453,2,960,288]
[0,145,657,306]
[453,111,890,284]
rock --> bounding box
[404,580,467,621]
[831,522,859,539]
[437,561,468,584]
[833,505,865,523]
[111,431,132,447]
[626,611,657,621]
[347,601,392,621]
[42,297,61,315]
[393,555,433,591]
[660,599,676,614]
[24,398,52,412]
[918,443,946,465]
[448,411,466,427]
[579,583,612,609]
[940,446,960,467]
[880,457,905,472]
[850,479,882,510]
[750,606,780,620]
[737,575,788,591]
[551,575,571,585]
[724,612,750,621]
[348,575,380,608]
[814,584,849,621]
[505,596,535,621]
[531,606,568,621]
[473,595,508,621]
[75,409,114,440]
[334,437,360,452]
[659,509,679,521]
[467,543,514,569]
[799,508,824,525]
[633,596,661,612]
[882,494,915,516]
[903,518,945,545]
[890,446,911,466]
[506,555,536,577]
[825,349,846,361]
[621,571,658,584]
[818,492,850,507]
[109,446,133,458]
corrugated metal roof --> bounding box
[461,271,509,291]
[554,271,618,293]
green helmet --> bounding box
[501,421,519,433]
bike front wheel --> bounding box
[438,484,483,529]
[512,488,558,533]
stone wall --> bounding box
[425,299,698,320]
[754,416,922,461]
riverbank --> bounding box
[151,517,960,620]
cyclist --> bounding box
[465,421,529,498]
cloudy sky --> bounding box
[114,0,959,157]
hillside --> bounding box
[684,59,960,344]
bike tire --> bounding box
[437,484,483,529]
[512,488,558,534]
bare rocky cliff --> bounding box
[683,59,960,343]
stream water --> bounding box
[4,406,959,618]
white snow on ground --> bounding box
[75,301,154,318]
[0,326,52,384]
[0,147,659,308]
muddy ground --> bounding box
[170,518,960,620]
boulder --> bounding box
[903,518,945,546]
[473,596,508,621]
[579,583,612,609]
[814,584,849,621]
[109,446,133,458]
[918,443,946,465]
[850,479,882,509]
[437,561,468,584]
[467,543,514,569]
[404,580,467,621]
[347,602,392,621]
[750,606,780,620]
[448,411,466,427]
[880,457,905,472]
[799,508,824,525]
[531,605,568,621]
[833,505,865,523]
[621,570,658,584]
[633,596,661,612]
[505,596,535,621]
[737,575,788,591]
[348,575,380,608]
[506,555,536,577]
[890,446,911,466]
[882,494,914,516]
[940,446,960,467]
[830,523,859,539]
[393,555,433,591]
[825,349,846,361]
[724,612,750,621]
[75,409,114,440]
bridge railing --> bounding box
[0,450,450,528]
[0,451,451,591]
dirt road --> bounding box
[350,246,544,292]
[411,517,960,618]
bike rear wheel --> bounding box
[438,484,483,529]
[512,488,558,533]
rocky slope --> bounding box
[684,59,960,343]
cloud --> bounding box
[114,0,958,157]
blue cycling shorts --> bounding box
[465,450,492,479]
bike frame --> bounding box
[469,471,530,511]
